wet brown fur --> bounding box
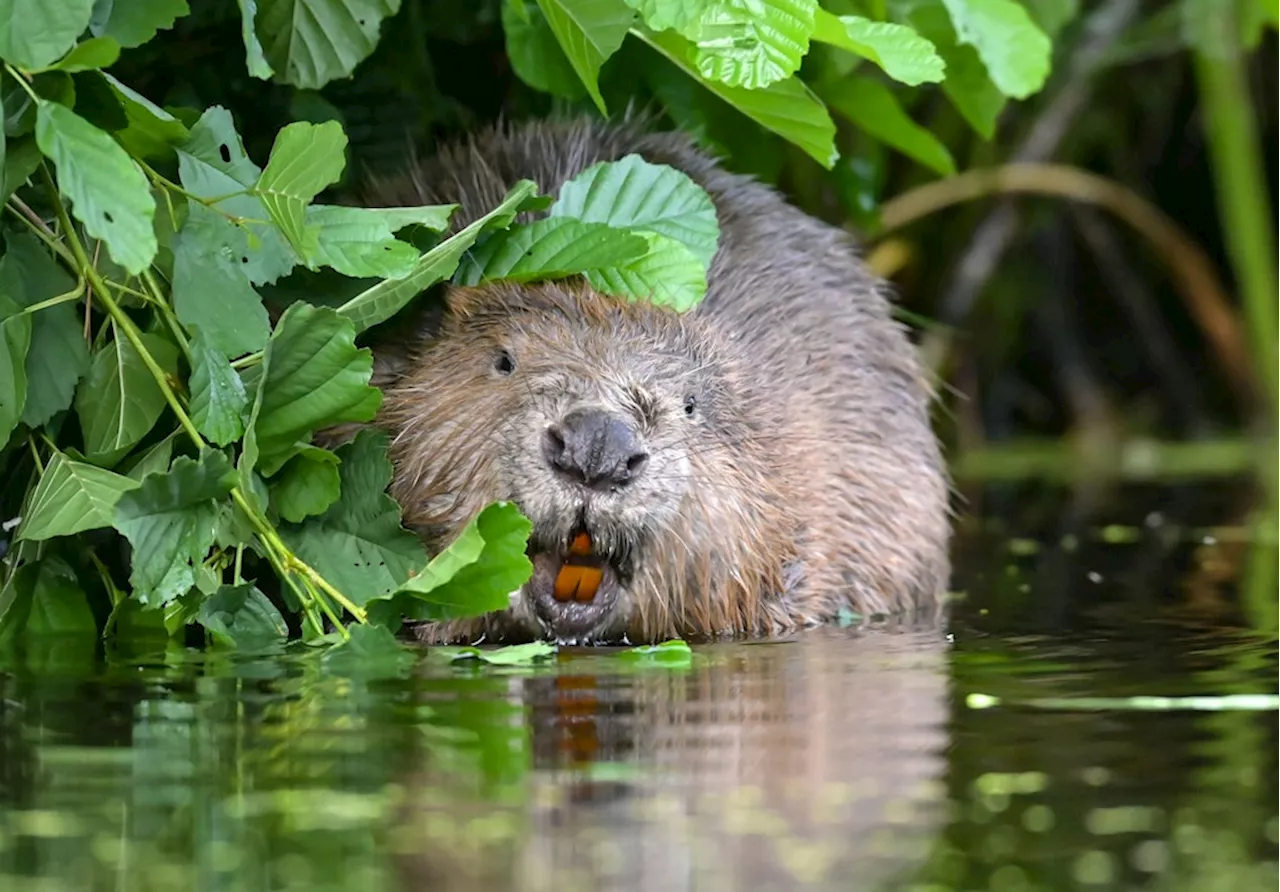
[352,116,952,644]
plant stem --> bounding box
[4,198,77,266]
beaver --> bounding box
[358,117,951,645]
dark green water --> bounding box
[1,486,1277,892]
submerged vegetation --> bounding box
[0,0,1274,651]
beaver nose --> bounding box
[543,408,649,491]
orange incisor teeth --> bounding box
[553,564,604,603]
[569,531,592,556]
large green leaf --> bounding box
[237,0,274,78]
[336,180,541,333]
[686,0,817,90]
[0,557,96,640]
[821,75,955,176]
[171,203,272,358]
[35,100,157,275]
[902,2,1006,138]
[938,0,1051,99]
[48,36,121,72]
[533,0,635,113]
[504,0,589,99]
[102,73,190,160]
[271,447,341,522]
[0,295,31,448]
[455,217,648,285]
[0,232,90,428]
[17,451,139,541]
[550,153,720,268]
[586,232,707,310]
[303,205,420,278]
[280,429,428,606]
[74,331,179,462]
[812,11,944,86]
[256,0,402,90]
[197,584,288,649]
[253,120,348,258]
[188,329,248,446]
[376,501,533,623]
[113,451,237,607]
[243,302,381,476]
[89,0,190,48]
[623,0,710,31]
[639,28,837,168]
[0,0,95,70]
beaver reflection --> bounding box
[394,624,949,892]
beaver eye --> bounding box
[494,349,515,376]
[683,394,697,416]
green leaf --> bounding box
[122,432,175,481]
[35,100,157,275]
[586,232,707,310]
[0,557,97,638]
[244,302,381,475]
[0,0,95,71]
[171,203,272,359]
[364,205,457,233]
[812,11,944,85]
[504,0,589,99]
[254,120,348,258]
[74,331,179,462]
[197,584,288,649]
[622,0,710,31]
[237,0,275,78]
[436,641,557,665]
[303,205,420,278]
[49,36,121,72]
[619,637,693,665]
[389,501,533,622]
[336,180,542,333]
[907,3,1005,138]
[2,140,41,202]
[639,28,837,168]
[321,623,416,677]
[456,217,648,285]
[101,73,190,160]
[550,153,720,268]
[89,0,189,48]
[256,0,403,90]
[280,429,427,606]
[17,451,139,540]
[821,75,956,176]
[533,0,635,113]
[0,295,31,448]
[1019,0,1078,41]
[0,232,91,428]
[271,447,341,522]
[686,0,817,90]
[176,107,297,286]
[188,330,248,446]
[113,451,237,607]
[938,0,1051,99]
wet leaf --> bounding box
[17,451,139,541]
[271,447,341,522]
[586,232,707,310]
[0,295,32,447]
[386,501,533,622]
[35,100,157,275]
[640,29,837,168]
[89,0,190,48]
[533,0,635,113]
[550,153,720,268]
[812,11,944,86]
[456,217,648,285]
[619,638,694,666]
[436,641,557,665]
[188,329,248,446]
[821,75,955,176]
[279,430,427,605]
[254,120,348,258]
[336,179,542,333]
[321,623,416,677]
[686,0,817,90]
[256,0,402,90]
[939,0,1051,99]
[74,331,179,462]
[113,450,237,607]
[197,583,288,649]
[242,302,381,475]
[0,0,95,71]
[49,37,121,72]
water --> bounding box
[1,486,1276,892]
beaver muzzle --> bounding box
[526,527,631,641]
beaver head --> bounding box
[378,281,791,644]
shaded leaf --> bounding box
[504,0,588,99]
[271,447,341,522]
[254,120,348,258]
[321,623,416,677]
[113,450,237,607]
[188,329,248,446]
[102,73,190,160]
[75,331,179,462]
[0,0,95,71]
[456,217,648,285]
[687,0,817,90]
[256,0,402,90]
[237,0,274,78]
[939,0,1051,99]
[197,583,288,649]
[18,451,139,540]
[904,2,1006,138]
[0,557,96,639]
[2,140,42,201]
[49,36,121,72]
[280,429,427,606]
[122,432,176,481]
[533,0,635,113]
[812,11,944,85]
[0,294,31,448]
[821,75,955,176]
[89,0,190,48]
[35,100,156,275]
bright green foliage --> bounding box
[18,452,139,541]
[822,75,956,176]
[304,205,423,278]
[436,641,557,665]
[254,120,349,259]
[49,37,122,72]
[456,217,648,284]
[938,0,1051,99]
[533,0,635,113]
[0,0,95,70]
[256,0,402,90]
[623,0,710,32]
[237,0,274,78]
[686,0,817,90]
[812,11,945,86]
[586,231,707,311]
